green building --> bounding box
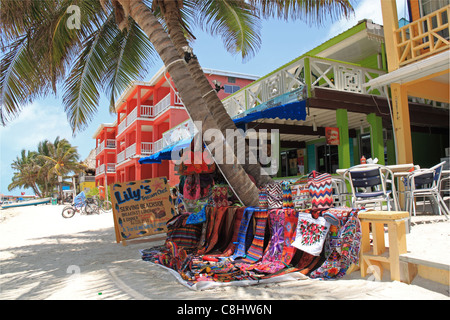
[222,19,449,177]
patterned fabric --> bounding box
[308,171,333,209]
[282,182,294,209]
[291,212,331,256]
[258,185,268,208]
[211,186,229,207]
[183,174,201,201]
[241,208,269,263]
[231,207,255,260]
[281,208,298,265]
[291,183,311,210]
[266,183,283,209]
[220,207,245,257]
[213,207,238,253]
[166,214,202,248]
[202,206,228,254]
[323,206,353,227]
[309,210,362,279]
[185,204,207,225]
[250,209,286,273]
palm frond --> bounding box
[194,0,262,61]
[250,0,354,25]
[103,18,156,113]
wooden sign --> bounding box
[111,178,174,246]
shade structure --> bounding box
[233,100,307,126]
[139,138,192,164]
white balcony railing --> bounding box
[117,149,125,164]
[222,55,386,118]
[141,142,153,155]
[95,163,116,176]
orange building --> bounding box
[93,67,259,188]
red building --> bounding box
[93,67,258,188]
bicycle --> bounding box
[61,191,96,218]
[61,201,96,218]
[87,196,112,213]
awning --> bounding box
[233,100,307,126]
[139,138,192,164]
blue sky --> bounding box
[0,0,407,196]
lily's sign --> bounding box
[111,178,175,245]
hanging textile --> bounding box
[282,181,294,209]
[266,183,283,209]
[250,208,287,274]
[220,207,246,257]
[240,208,269,263]
[231,207,256,260]
[281,208,299,265]
[308,171,333,210]
[166,214,202,248]
[291,212,331,256]
[309,210,362,279]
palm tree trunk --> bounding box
[121,0,259,206]
[160,0,273,188]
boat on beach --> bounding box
[1,197,52,209]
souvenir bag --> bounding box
[338,210,362,265]
[211,185,229,207]
[282,181,294,209]
[291,212,331,256]
[258,185,268,208]
[266,183,283,209]
[291,183,310,210]
[308,171,333,210]
[323,206,353,227]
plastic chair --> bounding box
[331,177,350,206]
[405,162,449,218]
[343,164,398,211]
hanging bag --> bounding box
[308,171,333,210]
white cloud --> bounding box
[326,0,407,39]
[0,100,72,152]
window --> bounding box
[224,85,240,94]
[228,76,236,83]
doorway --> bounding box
[316,144,339,173]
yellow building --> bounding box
[366,0,449,165]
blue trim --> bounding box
[233,100,307,125]
[138,138,192,164]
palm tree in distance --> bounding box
[9,150,43,197]
[38,138,87,202]
[1,0,354,206]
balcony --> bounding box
[222,55,386,118]
[395,5,449,66]
[96,139,116,155]
[116,93,184,136]
[95,163,116,176]
[152,120,197,154]
[116,142,155,165]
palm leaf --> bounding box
[250,0,354,25]
[103,18,156,113]
[194,0,262,61]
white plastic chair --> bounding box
[405,161,449,219]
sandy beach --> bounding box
[0,203,448,300]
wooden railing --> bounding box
[395,5,450,66]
